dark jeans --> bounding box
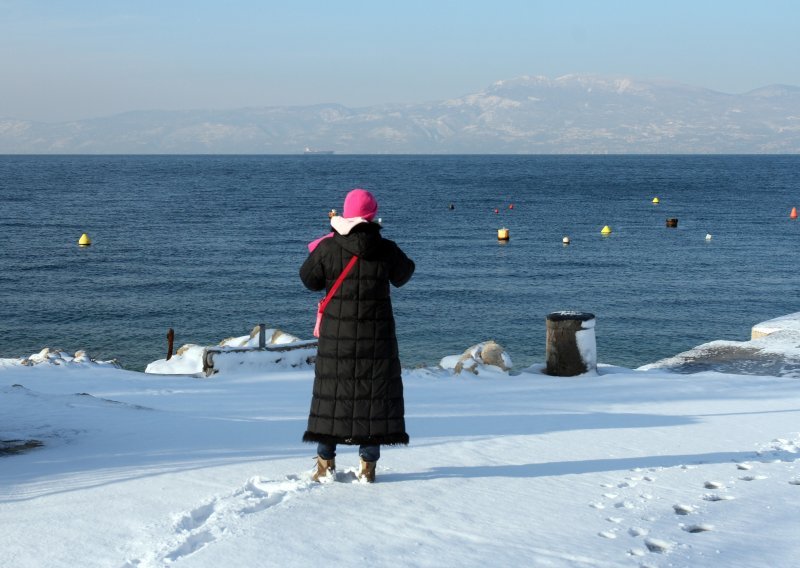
[317,442,380,463]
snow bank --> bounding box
[145,326,308,375]
[3,348,800,567]
[3,313,800,567]
[210,346,316,374]
[146,344,207,374]
[640,312,800,377]
[751,311,800,338]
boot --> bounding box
[312,456,335,482]
[357,457,376,483]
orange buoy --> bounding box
[509,204,514,210]
[791,207,798,220]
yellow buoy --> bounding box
[652,197,660,204]
[497,228,509,241]
[78,233,92,247]
[600,225,612,235]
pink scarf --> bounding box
[307,232,334,252]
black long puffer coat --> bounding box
[300,222,415,446]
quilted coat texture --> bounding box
[300,222,415,446]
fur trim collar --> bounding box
[303,431,410,446]
[330,216,371,235]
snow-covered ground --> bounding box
[2,316,800,567]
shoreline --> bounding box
[4,311,799,379]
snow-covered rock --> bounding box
[439,340,512,375]
[218,326,301,348]
[12,347,120,368]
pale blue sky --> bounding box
[1,0,798,121]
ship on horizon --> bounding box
[303,146,334,155]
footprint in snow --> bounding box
[739,475,768,481]
[703,493,734,502]
[644,537,673,554]
[683,523,714,533]
[789,479,800,486]
[335,467,370,484]
[672,504,695,515]
[704,481,724,489]
[176,501,216,532]
[736,463,753,471]
[165,530,216,563]
[628,526,649,537]
[126,474,313,566]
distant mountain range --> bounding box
[2,75,800,153]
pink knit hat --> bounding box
[307,189,379,252]
[342,188,378,220]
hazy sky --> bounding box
[2,0,798,122]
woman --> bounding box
[300,188,415,483]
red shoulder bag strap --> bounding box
[314,255,358,337]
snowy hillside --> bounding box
[2,75,800,153]
[2,315,800,567]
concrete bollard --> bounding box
[545,311,596,376]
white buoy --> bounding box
[562,236,570,245]
[705,233,712,241]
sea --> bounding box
[1,155,797,371]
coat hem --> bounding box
[303,431,409,446]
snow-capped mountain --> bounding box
[2,74,800,153]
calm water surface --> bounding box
[0,155,797,370]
